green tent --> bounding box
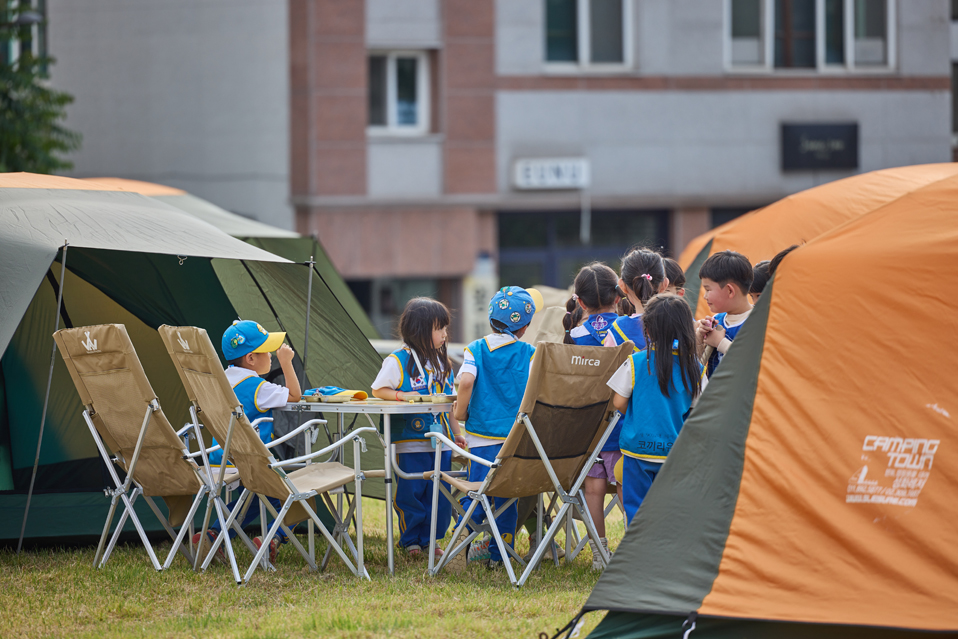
[0,174,384,543]
[84,177,380,340]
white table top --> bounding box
[279,400,452,415]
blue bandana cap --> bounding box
[488,286,539,335]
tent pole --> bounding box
[17,241,69,554]
[301,256,315,390]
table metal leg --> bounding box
[337,413,344,523]
[384,413,394,576]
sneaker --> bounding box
[192,530,225,565]
[444,529,470,574]
[588,538,604,571]
[486,558,503,570]
[467,537,491,563]
[405,544,422,557]
[253,536,280,564]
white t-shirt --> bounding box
[606,359,635,400]
[372,347,451,454]
[224,366,290,411]
[456,334,524,449]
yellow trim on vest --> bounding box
[614,322,640,352]
[388,352,406,388]
[252,379,268,413]
[484,335,518,352]
[463,428,507,441]
[621,449,668,461]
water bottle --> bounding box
[429,415,442,449]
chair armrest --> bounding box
[176,423,194,438]
[266,418,326,449]
[425,432,494,467]
[185,443,221,459]
[250,416,272,434]
[270,427,378,468]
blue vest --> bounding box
[387,348,454,443]
[619,350,699,462]
[463,336,536,441]
[706,312,748,378]
[608,315,646,352]
[208,373,275,466]
[572,312,618,346]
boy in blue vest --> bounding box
[453,286,538,568]
[193,319,302,565]
[696,250,754,378]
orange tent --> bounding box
[681,163,958,318]
[581,170,958,637]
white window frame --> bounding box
[367,51,430,137]
[544,0,633,73]
[724,0,896,73]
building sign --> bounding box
[514,157,591,190]
[781,123,858,171]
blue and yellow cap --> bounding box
[489,286,542,334]
[221,320,286,361]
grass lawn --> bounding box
[0,497,625,638]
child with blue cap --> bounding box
[193,319,302,565]
[452,286,539,568]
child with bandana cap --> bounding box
[452,286,539,568]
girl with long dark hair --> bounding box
[607,293,702,525]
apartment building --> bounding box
[292,0,950,339]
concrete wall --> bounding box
[497,89,951,203]
[367,0,441,47]
[47,0,292,229]
[367,137,443,196]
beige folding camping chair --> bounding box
[425,341,633,587]
[158,325,377,584]
[53,324,207,571]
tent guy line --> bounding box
[17,241,69,554]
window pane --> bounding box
[824,0,844,64]
[499,212,550,248]
[590,0,623,63]
[731,0,763,65]
[854,0,886,65]
[775,0,816,68]
[368,56,386,126]
[395,57,418,126]
[499,261,545,290]
[555,211,583,247]
[732,0,761,37]
[546,0,578,62]
[590,211,666,248]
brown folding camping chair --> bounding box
[158,325,378,584]
[53,324,207,571]
[425,341,633,587]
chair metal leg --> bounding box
[517,501,571,587]
[298,498,361,577]
[575,489,610,567]
[482,495,518,586]
[243,496,295,583]
[93,494,119,568]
